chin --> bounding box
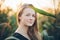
[27,24,33,26]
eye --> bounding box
[32,14,35,17]
[26,13,30,16]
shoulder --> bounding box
[5,33,28,40]
[5,36,20,40]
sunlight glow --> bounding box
[1,0,58,11]
[1,0,21,11]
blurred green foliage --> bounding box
[0,11,17,40]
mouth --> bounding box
[27,20,34,24]
[29,22,32,24]
[28,21,33,24]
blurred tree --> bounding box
[9,13,17,35]
[0,13,8,23]
[0,13,11,40]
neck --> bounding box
[15,23,28,34]
[15,23,30,40]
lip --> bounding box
[29,22,32,23]
[27,20,33,23]
[28,21,33,24]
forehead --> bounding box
[22,7,35,15]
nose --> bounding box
[29,16,33,21]
[29,18,32,21]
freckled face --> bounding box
[19,7,36,26]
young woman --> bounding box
[5,4,42,40]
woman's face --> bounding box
[19,7,36,26]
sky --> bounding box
[1,0,58,11]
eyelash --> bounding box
[26,14,30,16]
[26,14,35,17]
[32,15,35,17]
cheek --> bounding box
[22,17,30,26]
[33,18,35,21]
[31,17,35,23]
[21,16,28,23]
[23,16,28,21]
